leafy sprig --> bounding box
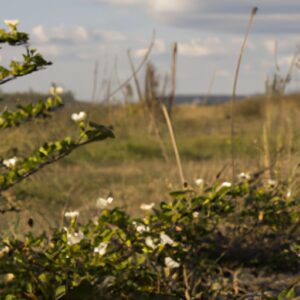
[0,121,114,192]
[0,95,63,129]
[0,22,51,85]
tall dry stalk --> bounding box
[168,42,177,117]
[127,52,170,163]
[113,55,129,103]
[230,6,258,183]
[91,60,99,102]
[273,40,280,73]
[159,72,169,106]
[273,49,299,176]
[99,31,155,102]
[161,104,185,185]
[262,119,271,179]
[203,70,216,105]
[127,50,144,103]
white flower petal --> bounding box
[64,211,79,218]
[136,224,150,233]
[140,203,155,210]
[67,231,84,246]
[267,179,277,187]
[195,178,204,187]
[238,172,251,180]
[71,111,87,123]
[165,257,180,269]
[94,242,108,256]
[192,211,199,219]
[56,86,64,94]
[145,237,157,249]
[4,20,19,27]
[3,157,18,169]
[0,246,10,257]
[96,196,113,209]
[220,182,232,188]
[160,233,175,246]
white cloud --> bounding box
[32,25,127,45]
[178,40,210,57]
[87,0,143,5]
[93,29,126,42]
[33,25,89,44]
[36,45,64,57]
[134,38,166,57]
[71,26,89,42]
[217,69,230,77]
[150,0,193,13]
[51,25,67,40]
[279,55,295,67]
[264,40,275,55]
[32,25,48,43]
[178,37,225,57]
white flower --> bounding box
[50,86,56,96]
[192,211,200,219]
[64,228,84,246]
[165,257,180,269]
[145,237,157,249]
[136,224,150,233]
[160,233,175,246]
[140,203,155,210]
[71,111,87,123]
[195,178,204,187]
[267,179,277,188]
[287,189,292,199]
[96,196,113,209]
[50,85,63,96]
[4,19,19,28]
[64,211,79,219]
[56,86,64,94]
[238,172,251,181]
[220,182,232,188]
[94,242,108,256]
[0,246,10,257]
[3,157,18,169]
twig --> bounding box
[128,51,170,163]
[127,50,144,103]
[230,7,258,183]
[91,60,99,102]
[203,70,216,105]
[168,42,177,117]
[100,30,156,102]
[273,40,280,73]
[183,265,191,300]
[161,104,185,185]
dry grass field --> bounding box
[1,92,300,233]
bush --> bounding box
[1,176,300,299]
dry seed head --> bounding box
[172,42,177,53]
[252,7,258,15]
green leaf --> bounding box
[55,285,66,300]
[169,190,193,198]
[278,287,296,300]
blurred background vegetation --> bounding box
[1,88,300,233]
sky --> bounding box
[1,0,300,101]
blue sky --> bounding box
[1,0,300,100]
